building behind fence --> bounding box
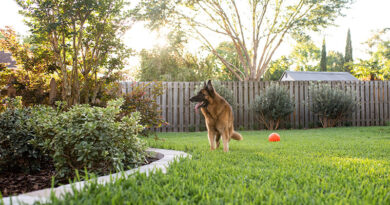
[120,81,390,132]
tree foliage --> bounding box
[138,30,216,81]
[0,97,50,174]
[327,51,345,72]
[309,84,357,128]
[206,41,244,81]
[344,28,353,72]
[352,29,390,80]
[30,99,147,178]
[0,27,53,105]
[252,84,294,130]
[290,37,320,71]
[320,38,327,72]
[135,0,352,81]
[262,56,291,81]
[16,0,132,105]
[121,82,166,137]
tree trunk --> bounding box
[49,78,57,105]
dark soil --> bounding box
[0,156,160,197]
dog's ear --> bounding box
[207,80,214,96]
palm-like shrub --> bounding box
[309,84,357,128]
[252,84,294,130]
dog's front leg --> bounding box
[208,130,217,150]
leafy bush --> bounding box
[309,84,357,128]
[30,99,147,178]
[194,81,236,106]
[252,84,295,130]
[121,82,166,136]
[0,97,49,173]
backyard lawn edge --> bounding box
[2,148,190,205]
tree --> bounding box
[351,28,390,80]
[136,0,352,81]
[138,30,217,81]
[0,27,53,105]
[327,51,345,72]
[16,0,131,105]
[320,38,327,71]
[208,41,244,81]
[262,56,291,81]
[344,28,353,72]
[290,37,320,71]
[352,59,382,80]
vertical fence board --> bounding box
[167,82,172,132]
[354,81,360,126]
[238,81,243,129]
[361,81,366,126]
[253,82,259,129]
[161,82,167,132]
[304,81,309,128]
[365,82,369,126]
[189,82,195,131]
[293,81,299,129]
[244,81,249,129]
[248,81,254,129]
[184,82,189,132]
[369,81,374,126]
[299,82,305,128]
[179,82,184,131]
[233,81,238,129]
[385,81,389,123]
[288,81,294,128]
[379,81,383,125]
[374,81,379,125]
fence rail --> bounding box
[120,81,390,132]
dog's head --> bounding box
[190,80,215,111]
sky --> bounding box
[1,0,390,63]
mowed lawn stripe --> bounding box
[45,127,390,204]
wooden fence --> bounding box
[120,81,390,132]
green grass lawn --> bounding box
[47,127,389,204]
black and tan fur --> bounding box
[190,80,243,152]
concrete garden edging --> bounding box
[2,148,190,205]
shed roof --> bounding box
[280,71,359,81]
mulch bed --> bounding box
[1,156,160,197]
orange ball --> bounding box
[268,133,280,142]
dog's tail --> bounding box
[231,131,243,141]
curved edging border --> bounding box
[2,148,190,205]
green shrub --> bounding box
[121,82,166,137]
[252,84,295,130]
[30,99,147,178]
[0,97,49,173]
[194,81,235,106]
[309,84,357,128]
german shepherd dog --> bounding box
[190,80,243,152]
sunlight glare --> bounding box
[124,23,169,51]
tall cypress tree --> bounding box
[344,29,353,72]
[320,38,327,72]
